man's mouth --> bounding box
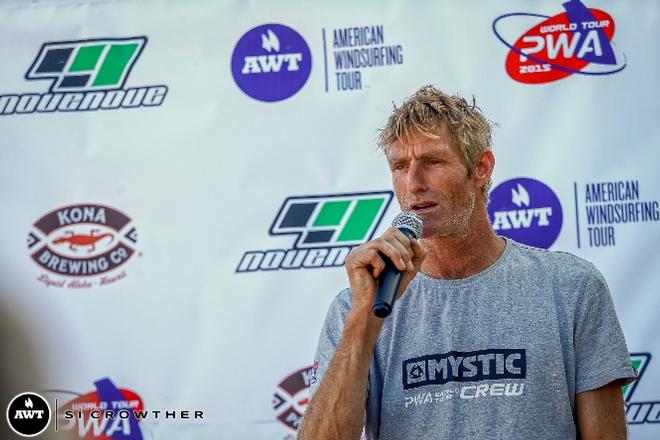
[409,201,438,213]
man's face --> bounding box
[387,124,478,239]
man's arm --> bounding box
[298,228,425,440]
[575,381,627,440]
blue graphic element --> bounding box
[488,177,563,249]
[231,23,312,102]
[36,48,72,73]
[563,0,616,65]
[95,378,142,440]
[280,203,317,228]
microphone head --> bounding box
[392,211,423,239]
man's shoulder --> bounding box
[506,238,603,283]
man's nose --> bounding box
[406,162,428,194]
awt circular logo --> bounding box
[231,24,312,102]
[6,392,51,437]
[488,177,563,249]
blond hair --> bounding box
[378,85,494,195]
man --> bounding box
[298,86,636,439]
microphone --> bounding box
[373,212,423,318]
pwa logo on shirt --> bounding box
[488,177,563,249]
[492,0,626,84]
[236,191,393,272]
[0,37,167,116]
[231,24,312,102]
[28,203,139,288]
[625,352,660,424]
[272,366,313,434]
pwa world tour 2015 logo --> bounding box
[41,377,204,438]
[0,36,167,116]
[236,191,393,272]
[272,366,313,438]
[488,178,563,249]
[625,353,660,425]
[232,24,312,102]
[28,203,139,289]
[492,0,626,84]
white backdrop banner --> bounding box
[0,0,658,439]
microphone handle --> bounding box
[372,258,403,318]
[372,227,417,318]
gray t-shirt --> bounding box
[309,238,636,439]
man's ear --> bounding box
[473,149,495,189]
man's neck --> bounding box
[419,216,506,280]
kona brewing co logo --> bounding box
[488,178,563,249]
[0,37,167,116]
[236,191,393,272]
[492,0,626,84]
[231,24,312,102]
[28,204,138,288]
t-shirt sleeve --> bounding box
[574,264,637,394]
[309,289,352,399]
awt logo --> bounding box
[0,36,167,115]
[488,178,563,249]
[493,0,626,84]
[237,191,393,272]
[231,24,312,102]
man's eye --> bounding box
[392,163,406,170]
[427,159,442,166]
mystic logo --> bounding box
[402,349,527,390]
[272,366,313,432]
[0,37,167,116]
[625,353,660,424]
[231,24,312,102]
[492,0,626,84]
[6,392,51,437]
[488,178,563,249]
[236,191,393,272]
[28,204,138,286]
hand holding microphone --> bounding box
[344,212,425,319]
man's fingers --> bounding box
[377,240,408,271]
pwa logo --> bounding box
[237,191,393,272]
[272,366,313,434]
[6,392,51,437]
[492,0,626,84]
[231,24,312,102]
[0,37,167,116]
[488,177,563,249]
[625,353,660,424]
[28,204,138,285]
[47,377,145,439]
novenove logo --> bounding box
[0,37,167,115]
[492,0,626,84]
[625,353,660,424]
[236,191,393,272]
[488,178,563,249]
[231,24,312,102]
[6,392,51,437]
